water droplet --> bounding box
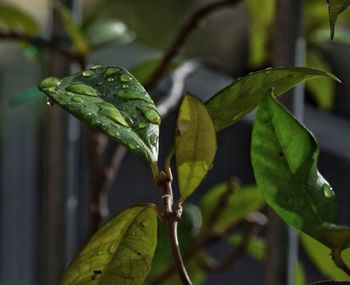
[39,77,61,89]
[98,102,129,127]
[67,92,74,96]
[72,97,83,103]
[122,84,128,88]
[120,73,132,83]
[91,118,101,126]
[96,81,103,87]
[137,122,147,129]
[47,87,57,94]
[107,77,114,82]
[128,143,137,150]
[91,65,102,69]
[66,83,99,97]
[322,184,334,198]
[82,70,95,77]
[104,67,118,77]
[138,107,161,125]
[149,134,158,146]
[46,97,54,106]
[117,90,153,103]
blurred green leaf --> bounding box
[8,86,44,107]
[327,0,350,39]
[200,183,264,234]
[175,95,217,202]
[130,58,177,86]
[206,67,339,132]
[301,232,350,280]
[61,205,158,285]
[55,2,89,54]
[315,223,350,250]
[83,18,135,49]
[246,0,275,66]
[251,91,338,244]
[0,3,39,35]
[38,65,160,163]
[228,234,306,285]
[227,234,266,261]
[306,50,335,110]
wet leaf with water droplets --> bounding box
[61,205,158,285]
[38,65,160,163]
[206,67,339,131]
[175,95,217,201]
[251,90,338,245]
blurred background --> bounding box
[1,0,350,284]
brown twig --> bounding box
[156,172,192,285]
[331,247,350,277]
[144,0,242,90]
[0,30,86,69]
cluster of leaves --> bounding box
[38,64,345,284]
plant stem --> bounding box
[144,0,242,90]
[157,172,192,285]
[331,247,350,276]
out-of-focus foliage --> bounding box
[0,3,40,36]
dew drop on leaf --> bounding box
[120,73,132,83]
[149,134,158,146]
[82,70,95,77]
[104,67,118,78]
[138,107,161,125]
[39,77,61,89]
[322,184,334,198]
[107,77,114,82]
[98,102,129,127]
[72,97,84,103]
[66,83,100,97]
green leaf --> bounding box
[327,0,350,39]
[83,18,135,48]
[175,95,217,201]
[306,51,335,110]
[200,183,264,234]
[246,0,275,66]
[206,67,339,131]
[227,234,266,261]
[130,58,177,86]
[315,223,350,250]
[38,65,160,163]
[8,87,44,107]
[228,234,306,285]
[55,2,89,54]
[251,91,338,243]
[0,4,40,35]
[301,232,350,280]
[61,205,158,285]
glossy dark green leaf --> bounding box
[38,65,160,163]
[306,51,335,110]
[327,0,350,39]
[8,87,44,107]
[200,183,264,234]
[130,58,177,85]
[206,67,339,131]
[251,91,338,242]
[301,232,350,280]
[83,18,135,48]
[0,3,39,35]
[55,2,89,54]
[175,95,217,201]
[61,205,158,285]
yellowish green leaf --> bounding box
[61,205,158,285]
[175,95,217,201]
